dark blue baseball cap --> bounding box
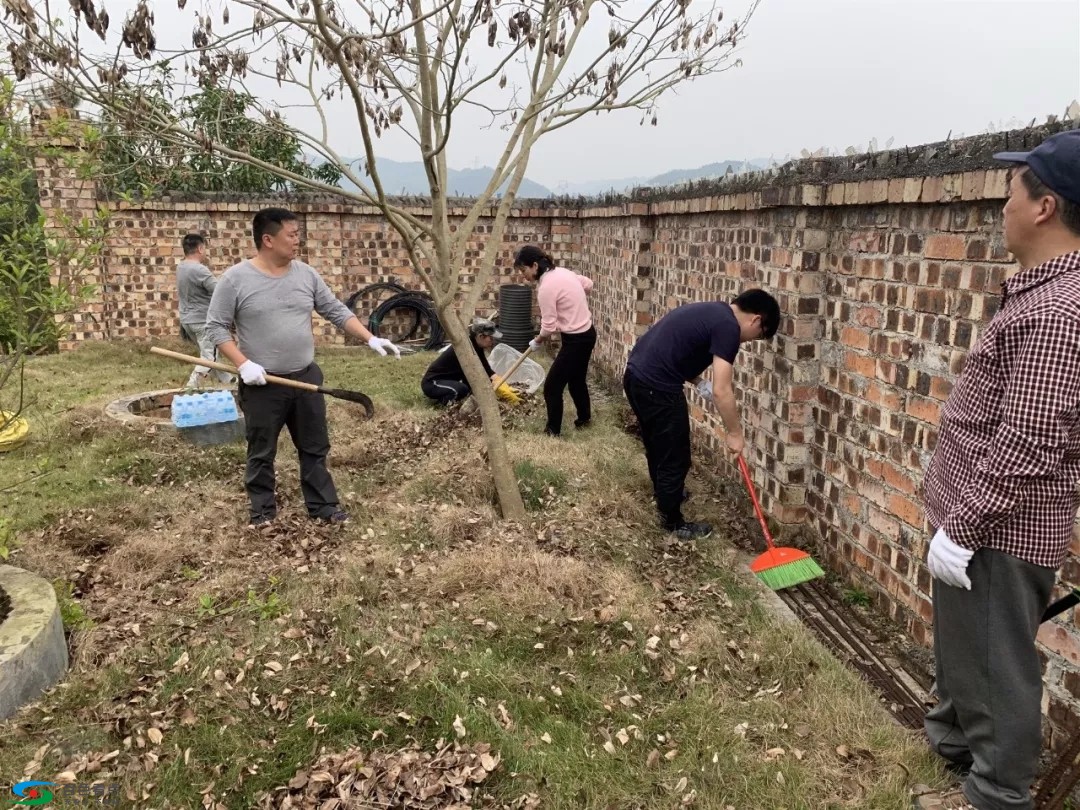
[994,129,1080,205]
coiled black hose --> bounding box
[368,291,445,351]
[345,281,408,312]
[347,281,419,342]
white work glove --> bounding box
[528,338,542,352]
[367,336,401,358]
[927,528,974,590]
[696,379,713,402]
[238,360,267,386]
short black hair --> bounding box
[732,289,781,339]
[514,244,556,276]
[181,233,206,256]
[252,207,299,249]
[1020,168,1080,237]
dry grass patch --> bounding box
[392,435,496,509]
[415,544,655,623]
[425,503,501,547]
[0,344,950,810]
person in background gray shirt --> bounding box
[177,233,235,387]
[206,207,400,528]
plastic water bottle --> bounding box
[219,392,239,422]
[172,391,239,427]
[208,391,235,424]
[171,395,189,427]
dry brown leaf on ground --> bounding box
[259,740,503,809]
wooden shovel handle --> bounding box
[150,346,320,393]
[492,345,534,390]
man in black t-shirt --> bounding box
[624,290,781,541]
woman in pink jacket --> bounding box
[515,244,597,437]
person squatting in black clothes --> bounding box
[421,318,502,405]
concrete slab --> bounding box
[0,565,68,720]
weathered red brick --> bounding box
[1040,625,1080,667]
[905,396,942,426]
[924,234,968,260]
[888,493,924,529]
[840,327,871,351]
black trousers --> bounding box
[623,371,691,528]
[237,362,339,522]
[543,326,597,435]
[421,377,471,406]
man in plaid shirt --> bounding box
[915,129,1080,810]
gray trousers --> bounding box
[926,548,1055,810]
[184,322,235,387]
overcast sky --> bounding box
[287,0,1080,189]
[520,0,1080,188]
[45,0,1080,189]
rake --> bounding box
[739,455,824,591]
[150,347,375,419]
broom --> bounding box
[738,455,824,590]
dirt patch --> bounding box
[48,405,133,445]
[16,485,362,672]
[42,509,133,558]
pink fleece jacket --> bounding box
[537,266,593,337]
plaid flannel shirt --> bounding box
[923,250,1080,569]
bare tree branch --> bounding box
[1,0,760,521]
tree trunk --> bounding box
[436,302,527,522]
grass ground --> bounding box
[0,340,947,809]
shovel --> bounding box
[1042,588,1080,623]
[150,347,375,418]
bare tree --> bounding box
[3,0,758,520]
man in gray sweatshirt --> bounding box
[206,207,400,527]
[177,233,235,387]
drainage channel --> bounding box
[774,578,930,732]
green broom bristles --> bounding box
[755,557,825,591]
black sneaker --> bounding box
[248,515,275,529]
[672,521,712,541]
[574,419,591,430]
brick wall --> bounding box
[36,115,1080,744]
[92,198,572,346]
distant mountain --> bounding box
[643,160,763,188]
[337,157,552,198]
[546,159,766,197]
[548,175,654,196]
[330,156,767,198]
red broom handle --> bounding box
[738,455,777,552]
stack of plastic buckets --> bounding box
[497,284,535,351]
